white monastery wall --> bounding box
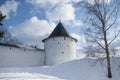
[0,45,45,67]
[44,37,77,65]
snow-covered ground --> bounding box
[0,57,120,80]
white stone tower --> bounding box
[42,22,77,66]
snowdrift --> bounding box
[0,58,120,80]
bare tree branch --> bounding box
[106,7,118,31]
[108,31,120,46]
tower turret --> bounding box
[42,22,77,65]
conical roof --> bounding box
[48,22,70,38]
[42,22,77,42]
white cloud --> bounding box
[46,3,75,21]
[8,16,55,48]
[26,0,82,6]
[26,0,75,22]
[65,19,83,27]
[26,0,47,7]
[72,0,81,2]
[87,0,111,4]
[26,0,70,7]
[0,0,20,19]
[26,0,82,28]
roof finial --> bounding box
[59,19,61,23]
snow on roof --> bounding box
[0,43,19,48]
[0,43,44,51]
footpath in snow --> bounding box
[0,58,120,80]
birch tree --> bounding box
[82,0,119,78]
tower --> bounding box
[42,22,77,66]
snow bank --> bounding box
[0,58,120,80]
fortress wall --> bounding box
[0,45,45,67]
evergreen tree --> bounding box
[0,11,6,37]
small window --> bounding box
[58,42,59,44]
[62,51,64,54]
[24,48,25,51]
[53,37,55,40]
[64,37,66,40]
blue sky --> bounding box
[0,0,87,49]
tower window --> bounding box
[62,51,64,54]
[58,42,59,44]
[24,48,25,51]
[64,37,66,40]
[53,37,55,40]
